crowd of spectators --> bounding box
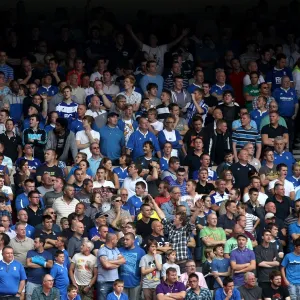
[2,1,300,300]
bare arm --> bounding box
[167,29,189,50]
[255,143,262,160]
[232,141,238,162]
[69,262,78,288]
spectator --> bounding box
[24,190,44,227]
[67,222,85,258]
[156,267,186,299]
[69,240,97,300]
[0,246,26,298]
[185,273,212,300]
[119,232,145,298]
[26,237,53,300]
[238,272,262,300]
[230,233,256,287]
[31,274,60,300]
[97,233,126,300]
[211,70,233,102]
[52,184,79,225]
[262,270,290,300]
[214,276,241,300]
[43,176,64,208]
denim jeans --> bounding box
[97,281,114,300]
[26,282,41,300]
[288,283,300,300]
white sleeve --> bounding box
[142,44,151,53]
[259,75,265,83]
[243,75,251,86]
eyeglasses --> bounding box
[115,200,121,202]
[121,194,128,196]
[92,147,99,149]
[186,265,196,268]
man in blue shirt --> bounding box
[281,237,300,298]
[266,53,293,91]
[211,70,233,102]
[127,181,146,217]
[215,276,241,300]
[126,117,161,160]
[26,236,53,300]
[272,76,299,149]
[11,209,35,238]
[118,232,145,299]
[139,60,164,97]
[70,104,86,134]
[0,246,27,297]
[99,112,125,165]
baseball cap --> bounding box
[265,213,275,220]
[95,212,109,219]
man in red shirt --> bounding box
[67,57,85,85]
[229,58,246,106]
[155,181,170,207]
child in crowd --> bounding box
[63,284,81,300]
[60,217,69,230]
[140,239,162,299]
[237,202,260,235]
[107,279,129,300]
[202,248,215,290]
[50,250,69,298]
[162,249,181,280]
[211,245,231,289]
[202,195,214,216]
[0,197,11,220]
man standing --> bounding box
[26,237,53,300]
[56,86,78,123]
[126,117,161,161]
[255,230,280,290]
[46,117,77,162]
[119,232,145,299]
[0,246,26,298]
[67,222,84,258]
[281,237,300,299]
[88,142,102,177]
[230,150,256,193]
[69,240,97,300]
[24,190,44,227]
[43,176,64,208]
[0,50,14,83]
[123,163,147,198]
[97,233,126,300]
[272,76,298,149]
[185,273,212,300]
[99,112,125,165]
[53,185,79,225]
[22,114,47,162]
[230,233,256,287]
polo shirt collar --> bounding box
[1,259,14,265]
[216,84,225,88]
[137,129,148,137]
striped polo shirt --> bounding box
[232,126,261,151]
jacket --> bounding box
[208,130,232,165]
[46,130,77,161]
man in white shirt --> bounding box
[93,167,115,189]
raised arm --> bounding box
[126,24,143,49]
[167,29,190,50]
[150,195,166,220]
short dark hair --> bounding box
[269,270,281,280]
[166,267,177,275]
[54,250,64,258]
[223,276,234,286]
[188,273,199,281]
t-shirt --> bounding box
[26,249,53,284]
[97,246,121,282]
[262,284,290,300]
[75,130,100,159]
[118,246,146,288]
[161,262,181,278]
[142,44,168,75]
[238,285,262,300]
[211,257,230,288]
[36,164,63,178]
[139,253,162,288]
[71,253,97,286]
[281,252,300,284]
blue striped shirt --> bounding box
[232,126,261,151]
[0,64,14,81]
[56,101,78,120]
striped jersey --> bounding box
[56,101,78,120]
[0,64,14,81]
[232,126,261,151]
